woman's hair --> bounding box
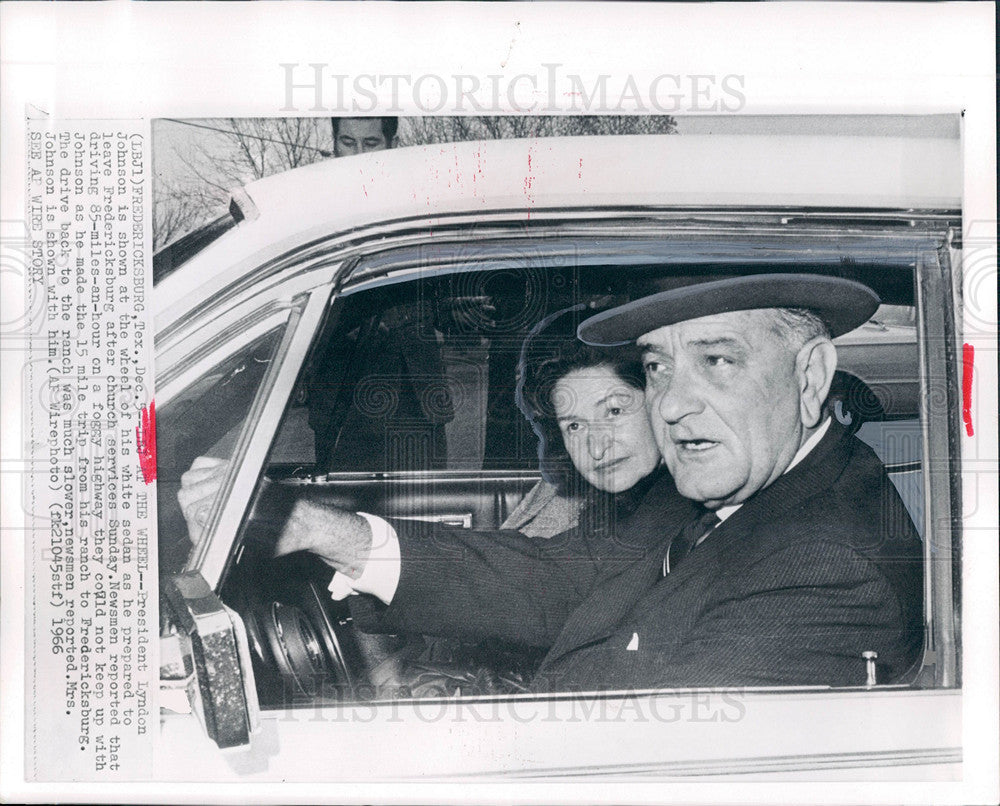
[516,304,645,494]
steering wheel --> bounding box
[222,521,366,704]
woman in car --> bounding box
[502,304,664,538]
[402,305,666,695]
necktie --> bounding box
[662,509,721,576]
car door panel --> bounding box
[263,470,543,532]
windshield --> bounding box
[153,211,238,285]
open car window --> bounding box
[207,225,959,710]
[269,237,926,478]
[273,265,609,474]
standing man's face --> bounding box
[334,118,391,157]
[638,310,806,509]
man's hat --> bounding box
[577,273,880,346]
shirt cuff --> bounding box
[327,512,401,605]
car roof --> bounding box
[155,133,961,334]
[234,132,962,226]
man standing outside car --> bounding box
[331,116,398,157]
[180,273,924,691]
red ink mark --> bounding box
[136,400,157,483]
[578,157,583,179]
[523,149,536,206]
[961,343,975,436]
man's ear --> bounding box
[795,337,838,429]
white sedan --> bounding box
[154,128,963,780]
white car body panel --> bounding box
[157,688,960,781]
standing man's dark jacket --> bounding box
[350,422,924,691]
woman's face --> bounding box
[552,366,662,493]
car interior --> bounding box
[157,238,929,708]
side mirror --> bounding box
[160,572,259,749]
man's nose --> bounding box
[587,429,613,459]
[655,375,702,424]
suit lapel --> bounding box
[540,422,855,669]
[714,421,853,535]
[542,474,695,666]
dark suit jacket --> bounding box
[351,422,924,690]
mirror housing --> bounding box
[161,572,259,749]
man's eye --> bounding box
[607,406,623,418]
[644,361,661,375]
[706,355,733,368]
[563,422,581,433]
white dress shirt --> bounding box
[327,511,401,603]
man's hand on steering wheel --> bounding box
[270,497,373,578]
[176,455,374,578]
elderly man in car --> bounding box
[180,273,924,690]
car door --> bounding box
[158,210,963,780]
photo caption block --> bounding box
[24,120,157,781]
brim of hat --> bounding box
[577,273,881,345]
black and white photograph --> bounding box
[154,112,960,766]
[1,3,996,803]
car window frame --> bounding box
[914,241,963,687]
[157,287,330,588]
[162,212,962,721]
[307,225,960,695]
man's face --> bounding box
[638,310,804,508]
[553,366,662,493]
[334,118,391,157]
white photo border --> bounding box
[1,2,996,804]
